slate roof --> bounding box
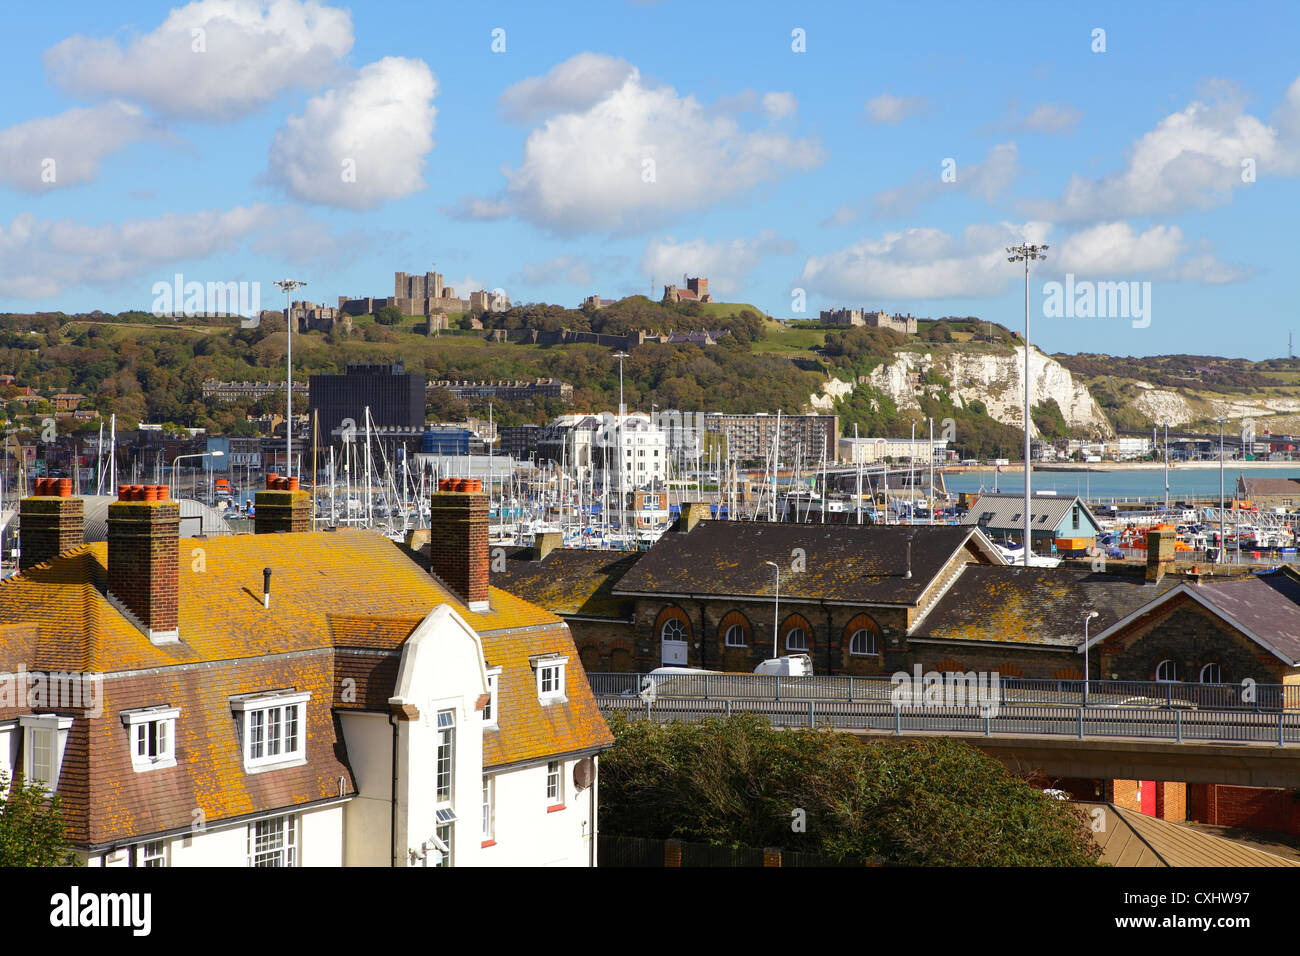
[1078,802,1300,867]
[916,566,1180,645]
[1191,570,1300,665]
[959,493,1100,534]
[490,547,640,620]
[1236,476,1300,497]
[613,521,993,606]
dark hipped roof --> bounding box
[613,521,989,606]
[491,547,641,620]
[1194,570,1300,664]
[959,493,1100,534]
[916,566,1180,646]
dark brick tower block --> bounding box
[255,487,311,533]
[429,480,490,611]
[19,485,84,571]
[108,488,181,644]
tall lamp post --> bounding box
[765,560,781,659]
[170,450,225,499]
[1082,610,1099,704]
[1007,242,1048,566]
[274,279,307,478]
[1216,417,1226,563]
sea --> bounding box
[943,464,1298,504]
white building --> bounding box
[838,436,947,465]
[0,480,612,867]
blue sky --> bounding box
[2,0,1299,359]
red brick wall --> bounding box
[253,489,310,534]
[429,491,489,606]
[107,501,180,634]
[1187,784,1300,834]
[18,496,85,570]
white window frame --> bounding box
[247,814,298,867]
[482,775,495,843]
[546,759,564,808]
[534,655,567,703]
[724,623,747,647]
[19,715,73,793]
[785,627,809,652]
[1198,662,1222,684]
[849,628,879,657]
[122,706,179,772]
[135,839,169,867]
[436,709,456,804]
[1155,659,1180,683]
[231,692,310,773]
[482,668,501,728]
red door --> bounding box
[1139,780,1156,816]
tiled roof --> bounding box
[916,566,1180,645]
[1193,570,1300,664]
[491,547,640,619]
[1078,802,1300,867]
[1236,476,1300,496]
[613,521,987,606]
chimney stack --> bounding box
[1146,528,1177,583]
[429,478,489,611]
[254,475,310,533]
[534,531,563,562]
[676,501,710,533]
[19,477,84,571]
[107,484,180,644]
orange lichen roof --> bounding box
[480,622,614,769]
[0,530,562,672]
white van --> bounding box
[753,654,814,676]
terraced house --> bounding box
[0,479,611,867]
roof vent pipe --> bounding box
[263,567,272,609]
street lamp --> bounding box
[1082,610,1099,704]
[765,560,780,659]
[274,278,307,478]
[1007,241,1048,567]
[1215,417,1226,564]
[612,351,630,420]
[170,450,225,498]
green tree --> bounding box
[0,772,78,866]
[375,304,404,326]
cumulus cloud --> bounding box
[501,66,822,234]
[1025,83,1299,222]
[872,142,1020,217]
[799,222,1049,300]
[0,205,362,299]
[0,102,160,192]
[864,94,927,124]
[1053,222,1186,276]
[266,56,437,209]
[499,52,636,123]
[641,232,797,296]
[44,0,353,120]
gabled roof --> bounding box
[1082,569,1300,666]
[613,522,998,606]
[959,493,1101,534]
[1236,476,1300,496]
[1078,802,1300,867]
[490,547,640,620]
[915,566,1179,646]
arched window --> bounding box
[785,628,808,651]
[1199,662,1222,684]
[661,618,687,643]
[718,610,751,648]
[849,629,878,656]
[1155,659,1180,682]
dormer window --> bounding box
[231,691,310,772]
[532,655,567,704]
[19,715,73,793]
[483,667,501,728]
[122,706,179,771]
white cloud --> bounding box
[0,102,159,192]
[762,92,798,120]
[873,142,1020,217]
[44,0,353,121]
[1054,222,1186,276]
[1015,103,1081,135]
[502,67,822,234]
[1025,85,1298,222]
[864,94,927,124]
[442,195,512,221]
[0,205,361,300]
[266,57,437,209]
[641,232,796,296]
[499,53,636,123]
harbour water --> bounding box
[945,464,1299,503]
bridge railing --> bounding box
[587,672,1300,711]
[598,697,1300,746]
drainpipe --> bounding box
[389,711,399,868]
[822,603,835,675]
[696,598,708,669]
[589,761,597,868]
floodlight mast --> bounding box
[1006,243,1048,567]
[274,279,307,478]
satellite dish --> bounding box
[573,757,595,792]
